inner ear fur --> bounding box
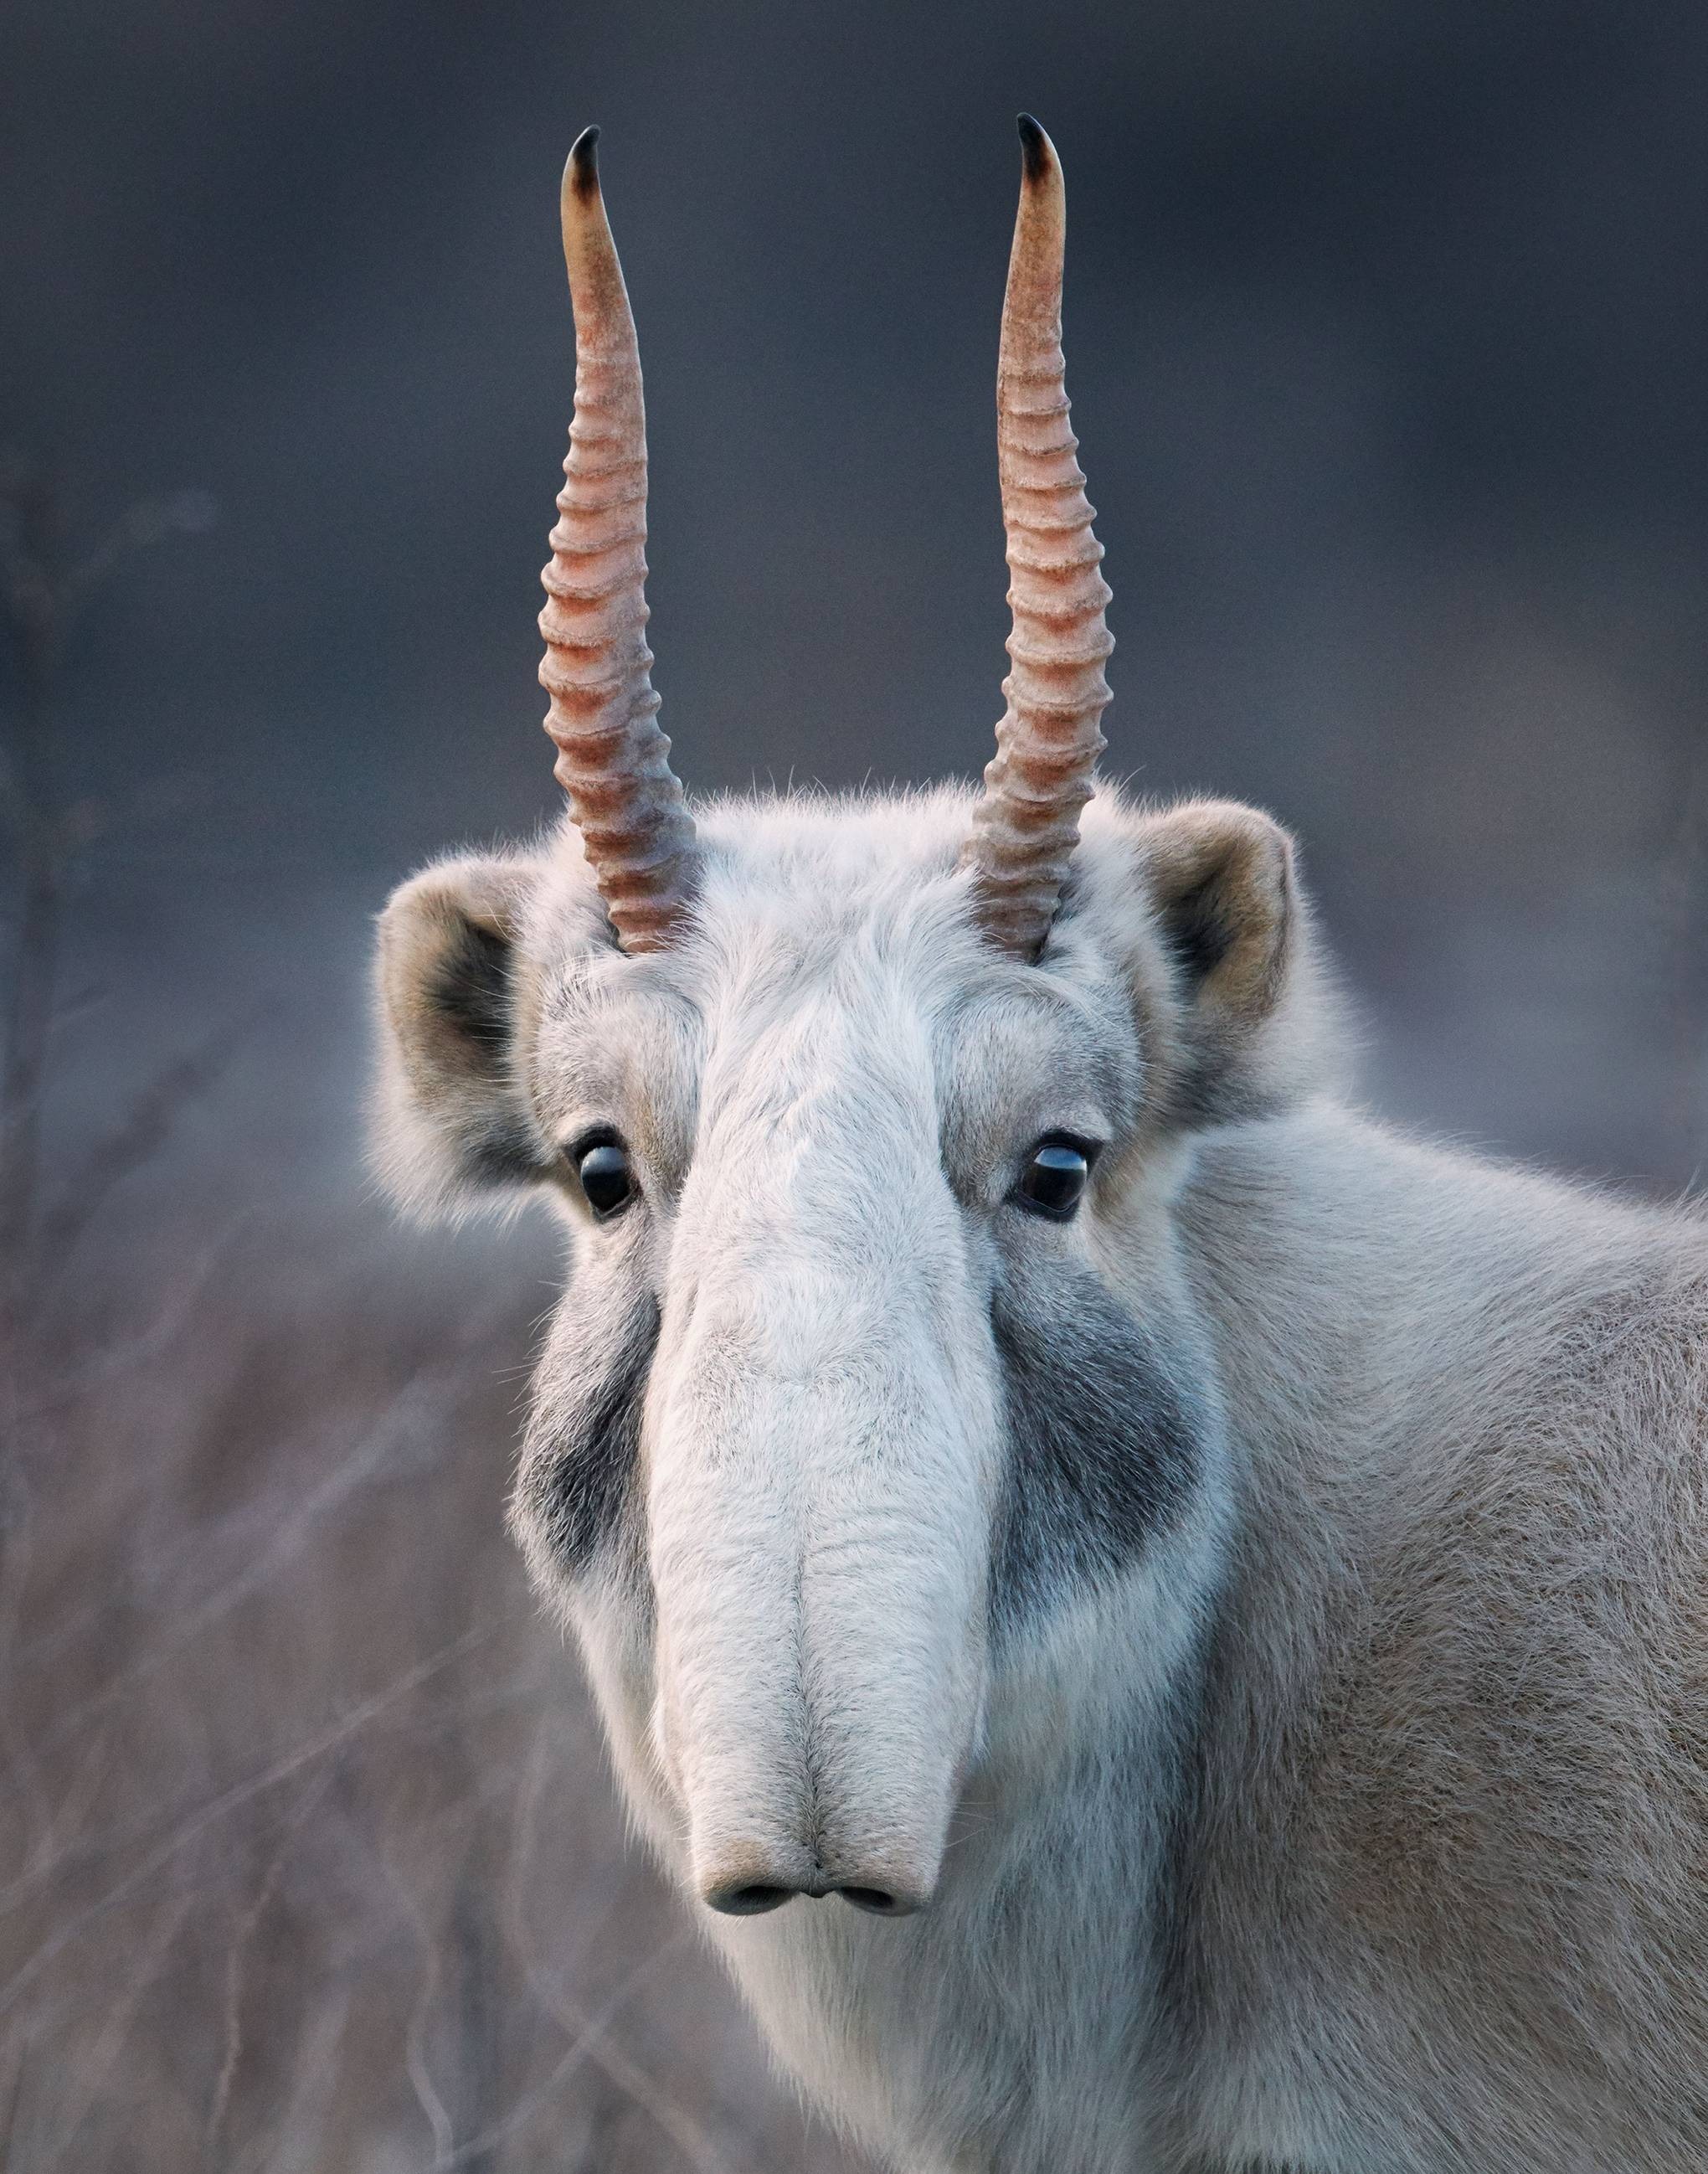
[372,853,549,1216]
[1144,801,1292,1017]
[1132,799,1321,1127]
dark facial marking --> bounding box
[463,1115,547,1186]
[1159,1024,1276,1136]
[521,1297,658,1578]
[989,1267,1204,1634]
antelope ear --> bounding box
[1132,799,1325,1127]
[370,853,552,1217]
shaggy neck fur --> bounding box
[373,785,1708,2174]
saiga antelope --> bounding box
[372,119,1708,2174]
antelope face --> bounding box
[374,791,1310,1917]
[371,122,1321,1920]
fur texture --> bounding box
[372,783,1708,2173]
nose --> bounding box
[700,1849,929,1919]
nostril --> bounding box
[835,1884,915,1917]
[705,1881,796,1917]
[697,1852,931,1922]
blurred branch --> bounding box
[33,1024,244,1283]
[498,1729,735,2174]
[25,1317,502,1776]
[467,1926,727,2174]
[0,452,215,1369]
[18,1210,250,1425]
[0,1619,502,2024]
[248,1978,352,2174]
[203,1768,334,2168]
[401,1896,458,2166]
[31,1709,121,1894]
[35,1885,193,2171]
[0,2041,23,2172]
[0,463,221,1900]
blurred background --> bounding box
[2,0,1705,2166]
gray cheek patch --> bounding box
[519,1296,659,1578]
[989,1267,1206,1636]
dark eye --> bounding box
[572,1136,635,1219]
[1013,1136,1093,1221]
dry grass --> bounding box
[0,1195,864,2172]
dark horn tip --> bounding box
[568,125,601,198]
[1016,113,1052,185]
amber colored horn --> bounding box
[539,127,697,952]
[962,116,1114,960]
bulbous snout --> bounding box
[669,1641,966,1923]
[646,1029,1000,1934]
[648,1265,994,1934]
[657,1535,976,1929]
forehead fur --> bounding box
[518,783,1164,1177]
[522,781,1172,1002]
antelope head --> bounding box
[373,121,1327,1920]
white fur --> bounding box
[373,784,1708,2172]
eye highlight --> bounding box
[569,1131,636,1220]
[1012,1136,1096,1221]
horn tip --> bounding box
[567,125,601,201]
[1016,113,1053,186]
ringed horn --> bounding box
[962,115,1114,961]
[540,126,697,953]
